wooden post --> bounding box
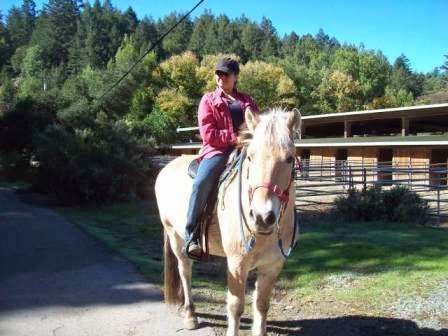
[344,120,352,138]
[363,168,367,191]
[401,117,409,136]
[300,123,305,140]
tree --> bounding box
[158,12,193,57]
[6,1,35,51]
[280,32,299,58]
[238,61,297,110]
[358,51,390,102]
[189,10,214,55]
[390,54,423,98]
[259,17,279,60]
[0,11,11,69]
[102,35,157,118]
[240,21,263,60]
[154,51,204,124]
[43,0,80,67]
[133,16,159,55]
[123,6,138,34]
[21,44,44,77]
[331,47,359,79]
[441,54,448,84]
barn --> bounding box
[172,103,448,219]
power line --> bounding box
[97,0,206,103]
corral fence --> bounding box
[295,159,448,223]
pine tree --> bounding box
[133,16,159,55]
[0,11,11,69]
[189,11,214,55]
[123,6,138,34]
[158,12,193,57]
[441,54,448,73]
[260,17,279,60]
[240,20,263,60]
[280,32,299,58]
[44,0,80,66]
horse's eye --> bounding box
[286,156,293,164]
[247,155,252,162]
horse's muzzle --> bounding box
[249,209,276,232]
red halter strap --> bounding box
[247,155,298,208]
[249,180,291,206]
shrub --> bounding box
[335,186,385,222]
[33,120,155,204]
[335,185,430,225]
[383,185,430,224]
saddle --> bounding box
[186,149,241,261]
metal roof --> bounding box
[176,103,448,132]
[171,135,448,150]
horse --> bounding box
[154,107,301,336]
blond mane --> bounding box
[237,108,295,151]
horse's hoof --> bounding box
[184,317,199,330]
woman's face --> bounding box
[215,71,238,92]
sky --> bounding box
[1,0,447,73]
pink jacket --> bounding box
[197,87,259,160]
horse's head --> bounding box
[242,108,301,234]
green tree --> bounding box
[189,11,214,55]
[158,12,193,57]
[358,51,390,102]
[442,54,448,73]
[0,12,11,69]
[44,0,80,67]
[331,47,359,79]
[240,20,263,60]
[259,17,279,60]
[154,51,204,124]
[6,0,35,51]
[238,60,296,110]
[102,35,157,118]
[133,16,159,55]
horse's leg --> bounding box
[169,231,198,330]
[252,260,284,336]
[226,258,248,336]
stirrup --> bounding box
[185,238,203,261]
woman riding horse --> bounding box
[185,57,259,257]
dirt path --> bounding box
[0,187,214,336]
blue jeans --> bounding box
[185,153,229,240]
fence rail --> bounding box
[295,159,448,223]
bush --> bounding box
[383,185,430,224]
[33,120,155,204]
[335,185,430,225]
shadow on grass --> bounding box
[197,312,448,336]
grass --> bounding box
[281,220,448,317]
[54,199,448,323]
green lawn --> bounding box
[56,199,448,325]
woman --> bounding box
[185,57,259,257]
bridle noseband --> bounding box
[237,148,299,258]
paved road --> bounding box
[0,187,215,336]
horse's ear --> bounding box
[245,108,259,132]
[287,108,302,138]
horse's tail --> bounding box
[163,229,184,306]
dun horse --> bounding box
[155,108,301,336]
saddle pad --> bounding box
[187,149,240,183]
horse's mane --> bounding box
[237,108,294,151]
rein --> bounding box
[236,147,299,258]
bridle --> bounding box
[236,147,299,258]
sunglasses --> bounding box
[216,71,230,77]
